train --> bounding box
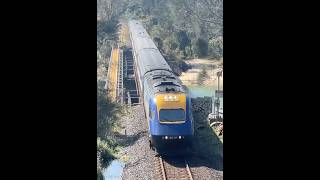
[128,20,194,154]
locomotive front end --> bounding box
[149,92,194,153]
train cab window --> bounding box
[159,109,185,122]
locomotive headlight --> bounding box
[165,136,168,139]
[178,136,181,139]
[164,95,179,101]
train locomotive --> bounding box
[128,20,194,153]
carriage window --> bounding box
[159,109,185,122]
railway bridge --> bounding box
[105,45,141,105]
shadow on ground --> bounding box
[113,131,148,147]
[155,118,223,172]
[191,109,223,171]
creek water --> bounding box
[102,160,125,180]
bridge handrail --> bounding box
[105,46,114,90]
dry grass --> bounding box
[179,59,223,86]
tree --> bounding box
[97,81,121,139]
[153,37,163,50]
[184,0,223,37]
[185,46,193,58]
[174,31,191,50]
[208,36,223,59]
[192,38,208,57]
[197,65,208,85]
[164,35,178,53]
[97,80,121,179]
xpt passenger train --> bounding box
[128,20,194,153]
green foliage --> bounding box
[120,0,222,60]
[208,36,223,59]
[97,154,103,180]
[96,80,121,178]
[185,46,193,58]
[178,50,186,60]
[97,137,119,167]
[97,18,119,67]
[197,65,208,85]
[177,60,191,72]
[164,35,178,51]
[193,38,208,57]
[97,80,121,140]
[153,37,163,50]
[174,31,191,50]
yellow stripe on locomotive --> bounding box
[155,93,186,124]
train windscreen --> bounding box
[159,109,185,122]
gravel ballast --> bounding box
[118,101,223,180]
[118,105,156,180]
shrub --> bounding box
[192,38,208,57]
[97,80,122,139]
[197,65,208,85]
[97,138,119,167]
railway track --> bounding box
[154,156,193,180]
